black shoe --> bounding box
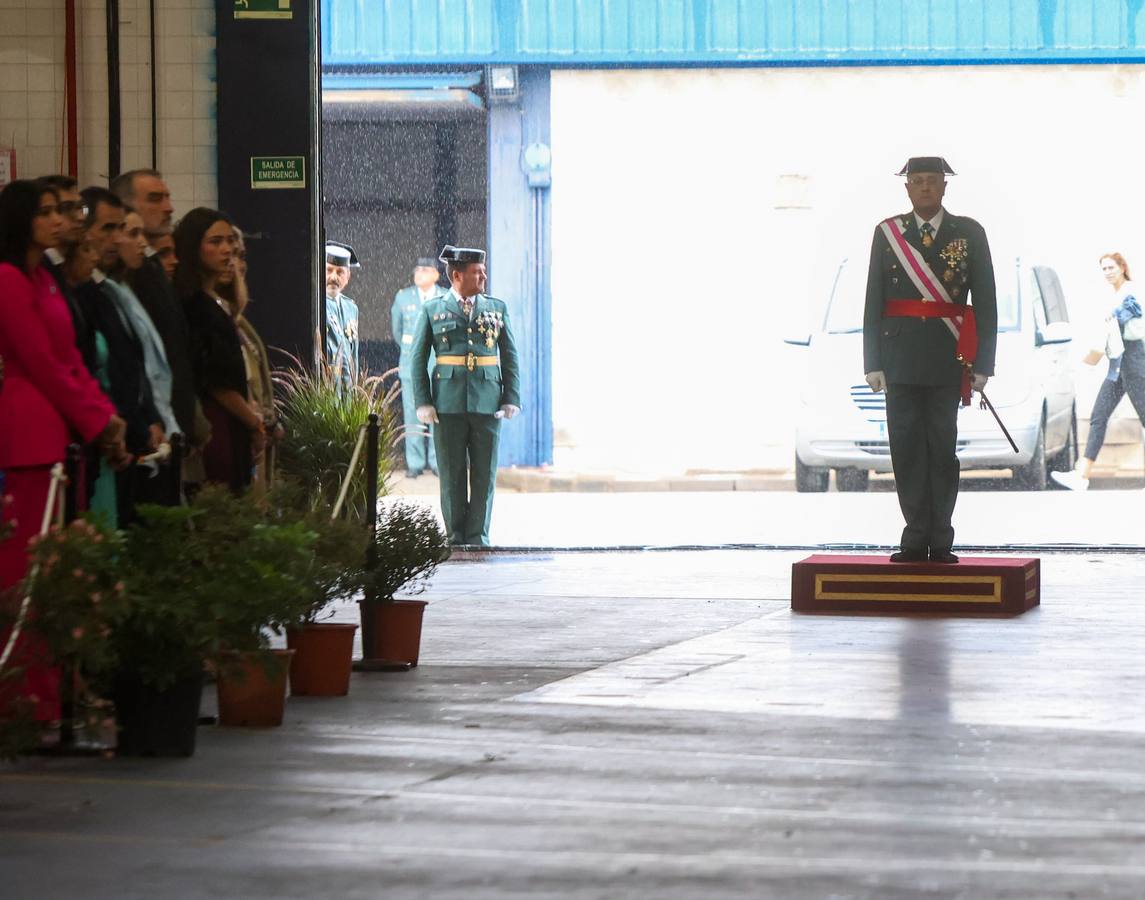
[929,550,959,564]
[889,549,927,563]
[405,469,423,479]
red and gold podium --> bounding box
[791,555,1039,616]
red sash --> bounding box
[879,217,979,405]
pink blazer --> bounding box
[0,262,115,468]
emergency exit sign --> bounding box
[234,0,292,19]
[250,156,305,189]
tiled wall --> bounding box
[0,0,216,214]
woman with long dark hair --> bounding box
[173,207,265,492]
[0,179,125,726]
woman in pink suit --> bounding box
[0,179,126,725]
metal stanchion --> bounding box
[353,413,409,672]
[167,433,184,506]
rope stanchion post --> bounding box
[167,432,184,506]
[357,415,381,665]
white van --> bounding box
[787,256,1077,492]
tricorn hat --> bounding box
[325,240,360,268]
[439,245,486,265]
[897,157,956,177]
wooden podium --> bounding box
[791,555,1040,616]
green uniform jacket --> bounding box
[408,292,522,415]
[862,210,998,385]
[391,284,446,370]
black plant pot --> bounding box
[112,669,204,757]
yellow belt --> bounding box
[436,354,498,372]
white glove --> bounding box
[865,371,886,393]
[416,405,439,425]
[971,372,989,392]
[494,404,520,420]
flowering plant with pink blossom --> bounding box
[21,516,129,689]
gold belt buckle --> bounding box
[466,352,476,372]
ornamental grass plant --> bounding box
[273,353,403,523]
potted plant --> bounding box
[273,354,402,522]
[17,516,127,751]
[359,501,450,667]
[179,486,318,727]
[267,482,369,696]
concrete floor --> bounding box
[3,550,1145,898]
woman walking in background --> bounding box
[1052,252,1145,491]
[0,179,125,726]
[174,208,264,493]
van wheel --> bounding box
[1013,416,1048,490]
[1049,406,1079,474]
[835,468,870,492]
[795,455,829,493]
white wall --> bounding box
[551,65,1145,474]
[0,0,217,212]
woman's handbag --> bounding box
[1123,314,1145,342]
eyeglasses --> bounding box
[58,201,88,217]
[906,177,945,188]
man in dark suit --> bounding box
[110,169,198,446]
[862,157,997,564]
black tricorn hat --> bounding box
[325,240,360,268]
[439,245,486,265]
[897,157,956,177]
[414,257,439,270]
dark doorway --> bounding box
[321,107,487,375]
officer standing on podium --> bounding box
[324,241,360,386]
[408,246,521,546]
[392,257,447,477]
[862,157,997,564]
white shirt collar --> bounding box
[45,247,64,265]
[91,267,106,284]
[144,245,157,258]
[913,208,944,234]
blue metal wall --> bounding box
[323,0,1145,66]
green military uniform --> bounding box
[408,283,521,546]
[863,157,997,560]
[392,278,446,475]
[325,291,359,384]
[324,242,361,387]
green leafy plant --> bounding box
[273,353,403,523]
[160,486,318,655]
[264,480,370,623]
[366,502,451,601]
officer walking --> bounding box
[324,241,360,385]
[408,246,521,546]
[862,157,998,563]
[392,257,447,477]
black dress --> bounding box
[184,289,251,492]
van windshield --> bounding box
[823,255,1021,334]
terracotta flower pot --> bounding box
[286,623,357,696]
[216,649,294,727]
[358,598,427,666]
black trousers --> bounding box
[885,383,962,553]
[1084,340,1145,461]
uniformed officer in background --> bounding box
[324,241,360,385]
[862,157,997,564]
[392,257,447,477]
[408,246,521,546]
